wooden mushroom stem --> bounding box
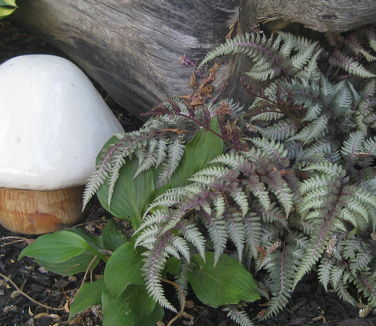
[0,186,84,234]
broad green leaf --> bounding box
[102,220,127,251]
[19,231,89,264]
[104,243,144,296]
[36,253,99,276]
[97,156,156,229]
[69,228,103,250]
[170,118,224,187]
[102,285,164,326]
[188,253,260,307]
[0,0,17,18]
[165,257,181,276]
[69,278,104,319]
[0,0,17,6]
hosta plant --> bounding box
[20,25,376,325]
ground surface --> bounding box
[0,19,376,326]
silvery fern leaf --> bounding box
[250,137,288,161]
[290,42,319,71]
[158,137,185,186]
[320,75,335,98]
[335,281,357,306]
[249,110,284,122]
[180,224,206,261]
[206,217,228,266]
[297,49,322,81]
[341,131,366,160]
[226,214,246,261]
[143,242,177,312]
[300,175,335,194]
[318,256,334,291]
[223,306,255,326]
[82,159,111,209]
[289,115,329,144]
[261,245,297,319]
[300,161,345,178]
[261,119,298,141]
[231,189,249,216]
[214,195,226,218]
[363,137,376,156]
[334,82,354,114]
[171,236,191,262]
[329,51,376,78]
[302,104,322,122]
[83,136,127,209]
[244,214,262,260]
[210,152,246,168]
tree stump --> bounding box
[14,0,376,116]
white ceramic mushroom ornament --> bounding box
[0,55,124,234]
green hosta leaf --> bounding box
[0,0,17,5]
[165,257,181,276]
[0,0,17,18]
[97,156,156,229]
[102,220,127,251]
[36,252,99,276]
[102,285,164,326]
[69,228,103,250]
[170,118,224,188]
[19,231,89,264]
[104,243,144,297]
[69,278,104,319]
[188,253,260,307]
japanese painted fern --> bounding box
[84,27,376,324]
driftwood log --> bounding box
[15,0,376,116]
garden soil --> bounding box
[0,20,376,326]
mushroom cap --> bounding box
[0,55,124,190]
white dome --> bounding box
[0,55,124,190]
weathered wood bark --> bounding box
[15,0,239,116]
[14,0,376,116]
[240,0,376,33]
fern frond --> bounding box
[289,115,328,144]
[244,213,263,260]
[210,152,246,168]
[261,119,298,141]
[205,217,228,265]
[231,189,249,216]
[261,244,296,319]
[333,81,354,114]
[143,236,177,312]
[82,158,111,209]
[198,32,287,80]
[158,136,185,186]
[330,264,345,288]
[250,137,288,161]
[318,256,334,291]
[180,224,206,261]
[341,131,366,160]
[294,178,343,285]
[335,280,357,305]
[290,42,319,71]
[226,213,246,261]
[300,161,345,178]
[363,137,376,156]
[297,49,322,81]
[223,305,255,326]
[171,236,191,262]
[353,272,376,307]
[329,51,376,78]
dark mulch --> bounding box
[0,19,376,326]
